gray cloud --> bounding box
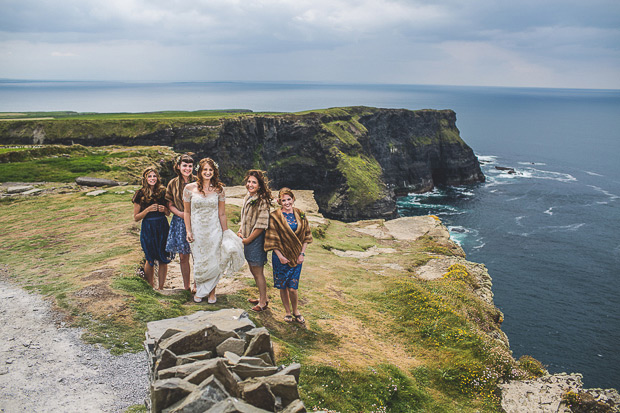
[0,0,618,88]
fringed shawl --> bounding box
[264,207,313,267]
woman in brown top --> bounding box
[132,167,172,288]
[264,188,313,323]
[237,170,272,312]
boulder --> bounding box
[281,399,306,413]
[6,185,33,194]
[242,381,276,411]
[75,176,122,187]
[241,375,299,408]
[163,376,230,413]
[151,378,197,412]
[206,398,271,413]
[147,309,254,342]
[216,337,246,357]
[275,363,301,383]
[158,324,238,357]
[232,363,278,380]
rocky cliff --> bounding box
[0,107,484,220]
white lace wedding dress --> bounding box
[183,186,244,298]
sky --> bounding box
[0,0,619,89]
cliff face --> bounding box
[0,107,484,221]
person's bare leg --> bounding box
[249,265,268,307]
[289,288,300,316]
[208,286,216,302]
[280,288,291,316]
[144,262,155,287]
[157,263,168,290]
[179,253,191,290]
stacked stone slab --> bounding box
[144,309,306,413]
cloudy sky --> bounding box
[1,0,619,89]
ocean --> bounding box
[1,80,619,389]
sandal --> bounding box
[251,303,269,312]
[284,315,293,323]
[193,295,203,303]
[293,314,305,324]
[248,298,270,305]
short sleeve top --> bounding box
[132,188,167,212]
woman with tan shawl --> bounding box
[264,188,313,323]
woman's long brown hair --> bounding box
[196,158,224,194]
[244,169,273,206]
[140,167,165,203]
[174,153,195,195]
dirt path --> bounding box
[0,273,148,413]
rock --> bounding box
[6,185,34,194]
[176,351,214,365]
[232,363,278,380]
[281,399,306,413]
[242,381,276,411]
[162,376,230,413]
[495,166,516,174]
[275,363,301,383]
[158,359,224,380]
[157,324,239,358]
[241,375,299,408]
[85,189,107,196]
[157,349,179,373]
[216,337,246,357]
[184,359,239,397]
[224,352,241,366]
[243,328,273,361]
[236,356,271,368]
[75,177,121,187]
[253,353,273,366]
[151,378,197,412]
[500,373,583,413]
[147,309,255,342]
[206,398,271,413]
[21,188,44,196]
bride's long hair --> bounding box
[196,158,225,193]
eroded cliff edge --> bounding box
[0,107,484,221]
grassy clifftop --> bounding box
[0,180,543,412]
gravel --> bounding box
[0,278,149,412]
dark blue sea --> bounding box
[2,80,619,389]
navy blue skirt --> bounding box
[140,212,173,266]
[244,232,267,267]
[166,214,191,255]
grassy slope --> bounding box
[0,186,545,412]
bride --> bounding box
[183,158,244,303]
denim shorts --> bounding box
[244,232,267,267]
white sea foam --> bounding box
[588,185,620,201]
[515,216,525,226]
[585,171,604,177]
[476,155,497,164]
[544,207,554,216]
[547,223,586,232]
[518,161,547,166]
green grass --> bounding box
[0,154,111,181]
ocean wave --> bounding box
[476,154,497,164]
[515,216,525,226]
[547,223,586,232]
[544,207,554,216]
[518,161,547,166]
[588,185,619,201]
[585,171,604,177]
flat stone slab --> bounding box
[20,188,44,196]
[146,309,255,342]
[6,185,34,194]
[75,176,122,187]
[86,190,107,196]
